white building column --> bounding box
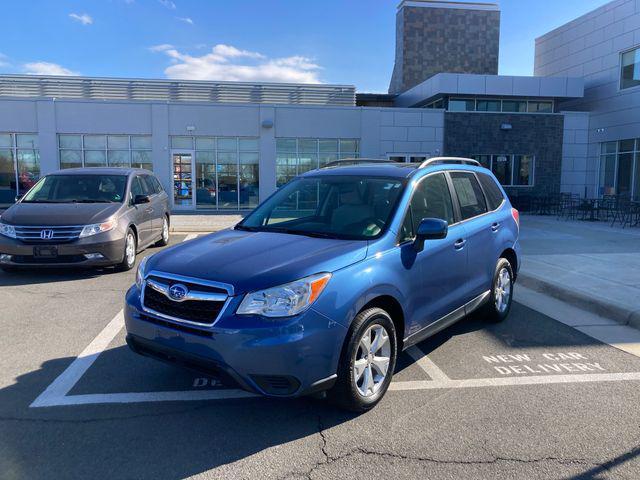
[259,106,276,200]
[36,100,58,175]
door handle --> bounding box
[491,222,500,232]
[454,239,466,250]
[145,207,154,214]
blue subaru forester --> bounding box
[125,158,520,411]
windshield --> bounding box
[22,174,127,203]
[238,175,405,240]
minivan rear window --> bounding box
[22,174,128,204]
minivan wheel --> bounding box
[328,308,397,412]
[482,258,514,323]
[155,216,170,247]
[117,229,137,271]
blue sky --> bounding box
[0,0,611,92]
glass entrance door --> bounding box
[172,151,194,208]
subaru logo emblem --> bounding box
[168,283,189,302]
[40,229,54,240]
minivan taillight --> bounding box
[511,208,520,229]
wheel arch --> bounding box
[500,247,518,280]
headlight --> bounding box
[136,256,149,289]
[237,273,331,318]
[79,219,117,238]
[0,222,16,239]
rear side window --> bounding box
[149,175,164,194]
[398,173,455,243]
[449,172,488,220]
[477,173,504,210]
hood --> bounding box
[1,202,123,226]
[147,229,368,295]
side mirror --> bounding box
[134,194,151,205]
[414,218,448,251]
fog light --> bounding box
[84,253,105,260]
[0,254,12,262]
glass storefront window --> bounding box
[275,137,360,187]
[0,133,41,207]
[195,151,216,208]
[171,136,193,149]
[502,101,527,113]
[217,151,238,210]
[195,137,215,150]
[492,155,512,185]
[449,98,475,112]
[513,155,534,186]
[58,134,153,170]
[476,100,501,112]
[131,136,152,149]
[239,152,259,209]
[599,138,640,198]
[84,135,106,149]
[84,150,107,166]
[59,135,82,149]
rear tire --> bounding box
[481,257,514,323]
[328,308,397,412]
[155,215,170,247]
[116,228,137,272]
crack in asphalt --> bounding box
[277,412,607,480]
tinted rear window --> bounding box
[477,173,504,210]
[450,172,488,220]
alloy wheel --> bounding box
[494,267,511,313]
[353,324,391,397]
[162,218,169,242]
[125,233,136,266]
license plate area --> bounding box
[33,246,59,258]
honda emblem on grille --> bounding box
[40,229,54,240]
[168,283,189,302]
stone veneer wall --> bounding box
[389,5,500,94]
[443,112,565,203]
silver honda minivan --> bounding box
[0,168,170,272]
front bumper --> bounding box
[0,232,125,268]
[124,286,347,397]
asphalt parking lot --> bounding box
[1,234,640,480]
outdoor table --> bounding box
[579,198,599,221]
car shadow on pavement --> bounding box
[0,352,358,480]
[0,266,123,287]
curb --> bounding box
[517,272,640,330]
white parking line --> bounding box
[389,371,640,391]
[183,233,199,242]
[406,346,450,381]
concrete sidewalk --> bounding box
[169,213,245,232]
[518,215,640,329]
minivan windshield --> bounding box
[22,174,128,204]
[237,175,405,240]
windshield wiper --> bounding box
[235,224,263,232]
[21,200,62,203]
[70,199,114,203]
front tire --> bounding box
[155,215,170,247]
[482,258,514,323]
[328,308,397,412]
[116,228,137,271]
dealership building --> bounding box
[1,0,639,211]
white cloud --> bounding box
[158,0,176,9]
[0,53,9,68]
[23,62,79,76]
[149,44,174,52]
[153,44,321,83]
[69,13,93,25]
[177,17,193,25]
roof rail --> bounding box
[419,157,481,168]
[322,158,397,168]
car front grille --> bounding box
[141,272,231,326]
[14,225,84,244]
